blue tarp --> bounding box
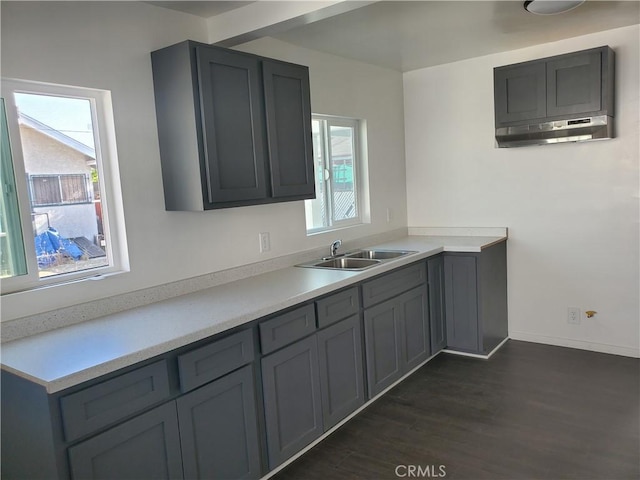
[35,227,83,267]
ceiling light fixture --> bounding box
[524,0,586,15]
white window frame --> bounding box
[1,78,129,294]
[306,114,365,235]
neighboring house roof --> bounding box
[18,112,95,160]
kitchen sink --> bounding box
[297,249,418,271]
[313,257,381,270]
[345,249,415,260]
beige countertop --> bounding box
[1,235,506,393]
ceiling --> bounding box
[147,1,255,18]
[147,1,640,72]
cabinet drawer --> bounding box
[362,263,426,308]
[260,304,316,354]
[60,360,170,442]
[178,329,255,393]
[316,287,360,329]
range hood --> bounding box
[495,115,613,148]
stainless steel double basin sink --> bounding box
[297,249,418,271]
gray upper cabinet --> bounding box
[151,41,315,211]
[494,46,614,127]
[444,240,508,356]
[494,62,546,125]
[262,61,314,199]
[196,47,268,204]
[546,49,604,118]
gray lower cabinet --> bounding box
[444,240,508,355]
[444,255,479,352]
[68,402,183,480]
[261,335,323,469]
[260,307,365,469]
[364,284,430,398]
[427,255,447,354]
[317,315,365,430]
[176,365,261,480]
[1,253,508,480]
[1,329,262,480]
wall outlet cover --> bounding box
[568,307,581,325]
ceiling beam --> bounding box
[208,1,376,46]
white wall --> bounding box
[404,25,640,357]
[1,2,406,321]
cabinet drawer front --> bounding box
[316,287,360,329]
[61,361,170,442]
[260,304,316,354]
[178,329,255,393]
[362,263,426,308]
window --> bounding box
[305,115,365,233]
[30,174,91,206]
[1,79,128,293]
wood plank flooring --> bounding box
[272,340,640,480]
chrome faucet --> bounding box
[330,239,342,257]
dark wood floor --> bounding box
[272,340,640,480]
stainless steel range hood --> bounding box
[495,115,613,148]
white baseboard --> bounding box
[442,336,510,360]
[509,331,640,358]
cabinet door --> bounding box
[399,286,430,371]
[494,61,546,125]
[427,256,447,354]
[364,299,402,398]
[546,49,602,118]
[317,315,365,430]
[176,365,261,480]
[444,256,479,353]
[262,61,314,199]
[196,47,268,205]
[261,336,323,468]
[68,402,183,480]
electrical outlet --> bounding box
[568,307,581,325]
[259,232,270,253]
